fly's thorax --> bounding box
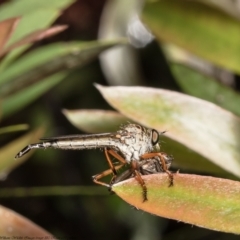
[114,124,156,162]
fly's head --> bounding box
[115,123,160,162]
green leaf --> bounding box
[143,0,240,74]
[0,205,54,237]
[0,124,28,134]
[161,135,230,176]
[0,40,126,118]
[0,0,74,69]
[0,128,44,179]
[5,9,62,47]
[0,10,61,70]
[112,173,240,234]
[96,84,240,177]
[0,40,127,95]
[170,63,240,117]
[0,0,74,21]
[1,72,68,118]
[63,109,129,133]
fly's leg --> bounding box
[92,148,127,189]
[92,164,124,188]
[106,149,128,185]
[141,152,174,186]
[131,160,148,202]
[111,169,133,184]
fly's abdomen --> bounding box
[51,136,115,150]
[15,134,118,158]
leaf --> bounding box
[1,72,68,118]
[0,9,62,70]
[0,128,44,180]
[0,25,68,56]
[112,173,240,234]
[161,135,231,176]
[5,11,65,47]
[143,0,240,74]
[170,63,240,117]
[63,109,128,133]
[0,39,127,96]
[0,205,54,237]
[0,124,28,134]
[0,0,75,21]
[96,84,240,177]
[0,17,19,53]
[0,0,74,70]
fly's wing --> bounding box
[40,132,115,141]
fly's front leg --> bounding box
[141,152,174,187]
[131,160,148,202]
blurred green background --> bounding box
[1,0,240,239]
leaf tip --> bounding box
[94,83,104,91]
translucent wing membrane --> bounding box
[40,132,115,140]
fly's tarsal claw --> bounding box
[108,185,114,193]
[168,172,174,187]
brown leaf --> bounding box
[0,205,55,237]
[0,17,19,53]
[112,173,240,234]
[1,25,68,56]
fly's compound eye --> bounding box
[151,129,159,145]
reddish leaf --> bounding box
[0,205,54,237]
[112,173,240,234]
[1,25,68,56]
[0,17,19,53]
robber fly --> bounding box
[15,123,173,201]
